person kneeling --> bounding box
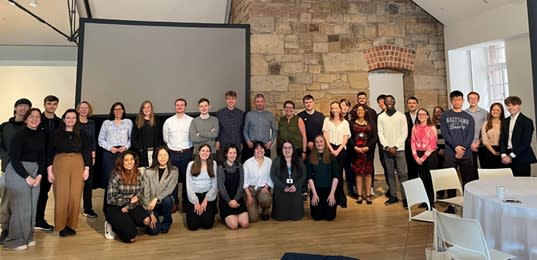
[306,135,338,221]
[142,147,178,235]
[186,144,218,230]
[218,144,249,230]
[104,151,151,243]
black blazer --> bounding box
[499,113,537,164]
[404,112,415,147]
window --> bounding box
[487,43,509,104]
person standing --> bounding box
[297,95,325,154]
[322,101,350,208]
[36,95,61,231]
[3,108,45,250]
[131,100,162,169]
[350,105,377,205]
[376,94,391,198]
[277,100,307,159]
[465,92,488,175]
[47,109,90,237]
[77,101,98,218]
[411,108,437,207]
[243,94,277,159]
[404,97,419,180]
[480,103,505,169]
[430,106,446,170]
[98,102,132,211]
[162,98,193,212]
[189,98,219,156]
[340,98,357,199]
[377,95,408,208]
[440,90,475,213]
[0,98,32,244]
[215,91,245,164]
[500,96,537,176]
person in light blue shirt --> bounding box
[98,102,132,210]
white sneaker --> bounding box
[27,241,36,247]
[104,221,115,240]
[4,244,28,251]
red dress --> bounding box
[351,123,374,176]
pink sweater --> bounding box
[411,124,437,161]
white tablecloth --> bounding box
[464,177,537,260]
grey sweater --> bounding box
[189,115,219,154]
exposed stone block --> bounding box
[282,62,305,74]
[250,16,275,33]
[251,34,284,54]
[378,23,405,37]
[323,52,368,72]
[251,54,268,75]
[251,75,289,92]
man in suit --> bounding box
[404,97,419,180]
[500,96,537,176]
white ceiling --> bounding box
[412,0,523,26]
[0,0,526,46]
[0,0,230,46]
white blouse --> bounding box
[322,117,350,146]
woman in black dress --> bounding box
[217,144,249,230]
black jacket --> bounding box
[499,113,537,164]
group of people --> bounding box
[0,89,534,249]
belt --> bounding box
[171,147,193,153]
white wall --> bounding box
[0,65,76,122]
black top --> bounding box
[48,130,91,167]
[158,167,165,181]
[40,114,61,162]
[297,110,325,143]
[79,119,97,152]
[9,127,46,179]
[131,119,162,167]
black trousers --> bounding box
[416,151,434,206]
[170,148,193,208]
[330,144,347,207]
[105,204,149,243]
[83,164,95,211]
[310,187,337,221]
[478,146,503,169]
[405,145,418,180]
[186,193,216,231]
[36,173,51,223]
[443,154,475,197]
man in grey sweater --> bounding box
[189,98,219,155]
[243,93,277,159]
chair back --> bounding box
[430,168,463,201]
[478,168,513,180]
[402,178,431,221]
[433,209,491,260]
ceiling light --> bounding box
[29,0,37,7]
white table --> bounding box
[464,177,537,260]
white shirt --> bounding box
[162,114,193,151]
[321,118,350,146]
[378,111,408,150]
[508,112,519,150]
[185,161,218,204]
[243,156,273,189]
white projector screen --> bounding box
[76,19,249,115]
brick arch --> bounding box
[364,45,416,72]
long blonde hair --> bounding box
[135,100,156,128]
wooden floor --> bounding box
[1,177,436,260]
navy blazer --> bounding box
[499,113,537,164]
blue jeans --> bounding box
[170,148,193,208]
[145,195,174,235]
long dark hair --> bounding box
[485,103,505,132]
[114,150,140,185]
[56,108,82,147]
[149,146,176,171]
[190,144,215,177]
[279,140,303,177]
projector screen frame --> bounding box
[75,18,251,116]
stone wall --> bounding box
[230,0,447,117]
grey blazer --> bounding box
[142,166,179,208]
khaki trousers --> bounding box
[52,153,84,231]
